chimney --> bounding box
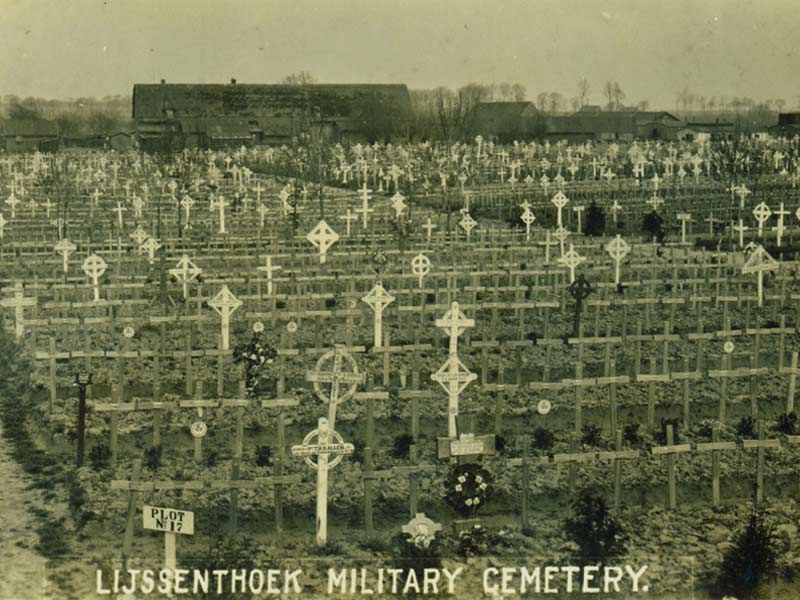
[230,78,237,85]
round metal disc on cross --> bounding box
[537,399,552,415]
[191,421,207,438]
[293,418,353,470]
[307,346,365,406]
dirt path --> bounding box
[0,423,50,600]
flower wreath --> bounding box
[233,332,277,396]
[444,463,494,517]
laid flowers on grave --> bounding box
[444,463,494,517]
[233,329,278,397]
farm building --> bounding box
[467,102,544,142]
[0,119,60,152]
[678,121,735,142]
[543,111,682,142]
[132,80,413,152]
[771,112,800,138]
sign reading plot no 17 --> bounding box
[143,505,195,535]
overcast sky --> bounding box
[1,0,798,108]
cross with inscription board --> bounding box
[431,302,477,438]
[0,281,37,340]
[291,417,354,546]
[207,285,242,350]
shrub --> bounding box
[391,434,414,459]
[144,445,162,471]
[531,427,554,452]
[654,418,681,445]
[89,444,111,470]
[456,524,493,558]
[35,518,70,559]
[584,201,605,236]
[254,445,272,467]
[187,535,263,600]
[581,424,604,447]
[563,489,627,567]
[735,416,756,439]
[774,412,797,435]
[642,210,666,243]
[716,508,778,598]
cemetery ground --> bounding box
[3,140,800,598]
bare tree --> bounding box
[611,82,626,110]
[547,92,565,113]
[577,78,591,107]
[603,81,614,110]
[510,83,527,102]
[281,71,317,86]
[536,92,549,112]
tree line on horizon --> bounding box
[1,73,794,143]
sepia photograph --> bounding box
[0,1,799,598]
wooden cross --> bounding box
[207,285,242,350]
[742,245,778,306]
[361,282,395,348]
[752,202,772,238]
[610,199,622,224]
[411,253,431,288]
[431,302,477,437]
[696,422,737,506]
[339,208,357,236]
[168,255,202,300]
[605,235,630,285]
[257,255,281,295]
[359,183,373,228]
[651,424,691,508]
[743,421,780,504]
[5,191,19,218]
[180,195,195,227]
[568,274,592,338]
[772,202,789,246]
[306,345,365,426]
[306,220,339,264]
[54,238,77,274]
[0,212,7,239]
[551,191,569,226]
[211,194,229,234]
[558,243,585,283]
[677,213,692,244]
[0,281,37,340]
[292,417,354,546]
[142,237,161,264]
[253,182,264,203]
[423,217,437,242]
[82,254,108,302]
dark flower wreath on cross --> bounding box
[233,326,278,397]
[444,463,494,518]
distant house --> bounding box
[679,121,735,142]
[467,102,543,142]
[132,80,413,152]
[0,119,60,152]
[108,131,136,152]
[771,112,800,138]
[544,110,682,142]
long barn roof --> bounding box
[132,83,412,121]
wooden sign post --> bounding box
[142,505,195,575]
[292,417,354,546]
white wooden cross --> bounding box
[423,218,437,242]
[5,191,19,219]
[551,191,569,226]
[553,225,569,256]
[54,239,77,274]
[306,345,365,425]
[82,254,108,302]
[772,202,789,247]
[431,302,477,438]
[362,282,395,348]
[208,285,242,350]
[42,198,53,219]
[142,237,161,264]
[180,195,195,228]
[132,196,145,219]
[733,219,747,248]
[253,182,265,203]
[676,213,692,244]
[168,255,202,300]
[610,199,623,224]
[605,235,630,285]
[113,201,127,228]
[257,256,281,295]
[573,205,585,233]
[411,253,431,288]
[459,212,477,240]
[742,245,778,307]
[558,243,586,283]
[0,213,6,239]
[735,184,752,210]
[752,202,772,238]
[0,281,37,340]
[359,183,373,228]
[646,194,664,211]
[292,417,354,546]
[339,208,357,236]
[306,220,339,264]
[211,195,229,234]
[390,192,407,218]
